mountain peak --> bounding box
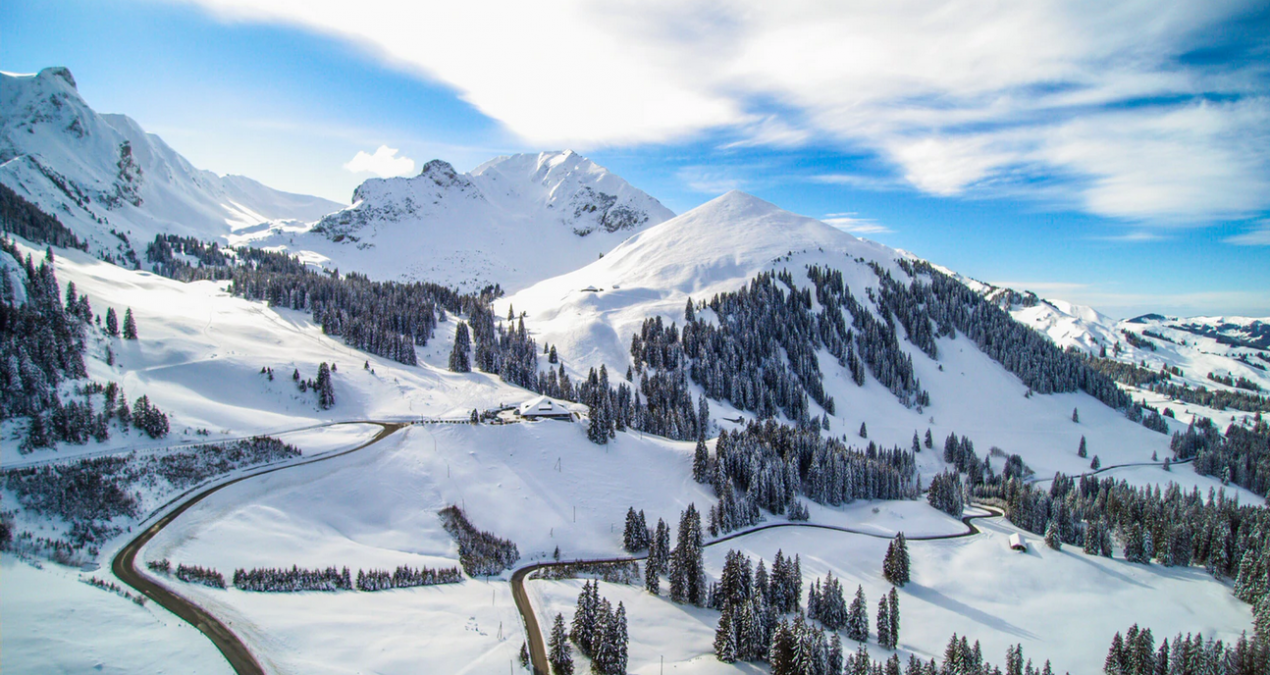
[38,66,77,90]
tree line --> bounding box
[437,505,519,576]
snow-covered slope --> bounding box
[504,191,1188,483]
[954,276,1270,427]
[0,67,341,260]
[290,150,674,291]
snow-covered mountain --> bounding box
[293,150,674,291]
[952,276,1270,426]
[0,67,341,261]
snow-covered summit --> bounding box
[301,150,674,290]
[0,67,341,260]
[502,190,894,375]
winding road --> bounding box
[509,505,1005,675]
[105,420,1028,675]
[111,421,406,675]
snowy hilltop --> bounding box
[298,150,674,291]
[0,67,341,264]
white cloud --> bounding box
[181,0,1270,222]
[343,145,415,177]
[821,213,891,235]
[1226,219,1270,245]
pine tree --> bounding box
[684,298,695,323]
[611,602,628,675]
[319,362,336,409]
[549,613,574,675]
[859,422,868,438]
[669,505,705,606]
[122,307,138,340]
[1072,407,1079,423]
[877,595,892,650]
[449,321,471,372]
[1078,436,1088,458]
[105,307,119,336]
[1091,455,1101,471]
[1045,519,1062,551]
[912,431,921,454]
[888,587,900,650]
[924,429,933,449]
[644,555,660,595]
[846,585,869,642]
[714,607,738,663]
[623,508,649,553]
[693,438,710,483]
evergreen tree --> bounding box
[714,607,738,663]
[693,437,710,483]
[684,298,695,323]
[316,362,335,409]
[669,504,706,606]
[1078,436,1088,458]
[859,422,868,438]
[1045,519,1062,551]
[846,585,869,642]
[623,508,649,553]
[1072,407,1080,423]
[912,431,922,454]
[925,429,933,449]
[877,595,893,650]
[644,554,660,596]
[888,587,900,650]
[122,307,138,340]
[883,533,911,586]
[449,321,471,373]
[549,613,574,675]
[1091,455,1101,471]
[105,307,119,336]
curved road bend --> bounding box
[511,506,1004,675]
[112,421,407,675]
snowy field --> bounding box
[530,515,1254,675]
[0,558,232,675]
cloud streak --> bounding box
[180,0,1270,223]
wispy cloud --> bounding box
[1226,219,1270,245]
[1092,230,1169,242]
[343,145,415,177]
[821,212,892,235]
[182,0,1270,223]
[675,165,745,195]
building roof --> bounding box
[517,395,574,417]
[1009,533,1027,550]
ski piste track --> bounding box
[107,420,1173,675]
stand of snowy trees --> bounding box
[1102,623,1268,675]
[1,436,300,562]
[699,421,919,536]
[175,563,225,588]
[356,565,463,591]
[886,259,1130,410]
[1171,417,1270,497]
[438,505,519,576]
[233,565,352,592]
[976,469,1270,620]
[570,580,629,675]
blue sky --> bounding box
[3,0,1269,318]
